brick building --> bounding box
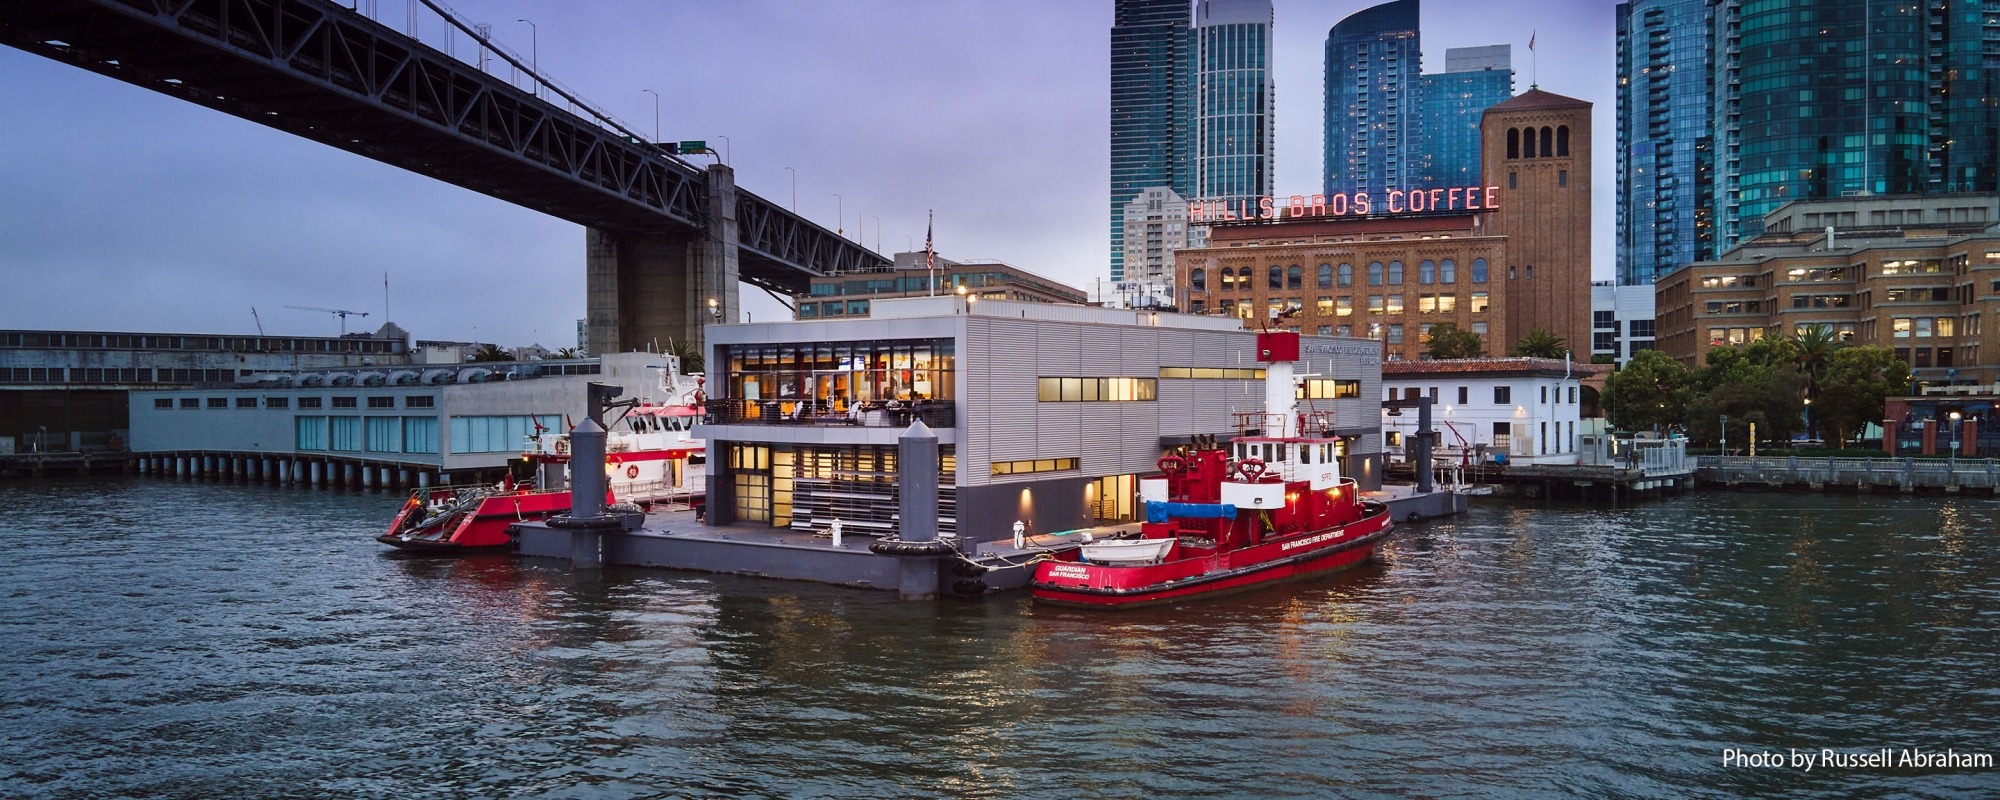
[1655,195,2000,388]
[1175,87,1594,362]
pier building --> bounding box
[0,325,410,455]
[695,297,1386,543]
[125,353,674,487]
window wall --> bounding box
[722,339,955,411]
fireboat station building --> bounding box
[694,296,1389,543]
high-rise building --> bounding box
[1323,0,1420,197]
[1122,186,1192,309]
[1418,45,1514,186]
[1617,0,2000,286]
[1109,0,1193,285]
[1615,0,1713,287]
[1191,0,1275,219]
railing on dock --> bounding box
[1699,455,2000,491]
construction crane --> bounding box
[251,307,265,336]
[286,305,370,336]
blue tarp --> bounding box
[1145,501,1239,524]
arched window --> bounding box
[1419,259,1436,285]
[1220,268,1236,290]
[1338,263,1353,287]
[1318,263,1334,288]
[1557,125,1570,157]
[1507,128,1519,159]
[1471,257,1490,283]
[1521,128,1534,158]
[1367,261,1385,286]
[1440,258,1457,284]
[1191,268,1206,292]
[1287,265,1302,289]
[1541,126,1553,157]
[1388,260,1405,285]
[1268,265,1283,290]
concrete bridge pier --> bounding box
[586,164,740,357]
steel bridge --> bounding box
[0,0,888,351]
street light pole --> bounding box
[716,135,731,165]
[834,194,843,236]
[870,216,881,253]
[1950,410,1963,467]
[1803,396,1812,445]
[516,19,536,89]
[641,89,659,144]
[784,167,796,211]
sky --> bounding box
[0,0,1616,349]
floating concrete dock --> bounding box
[514,484,1470,597]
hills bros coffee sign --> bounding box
[1187,186,1501,223]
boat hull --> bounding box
[377,489,576,552]
[1029,511,1394,608]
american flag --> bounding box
[925,210,936,295]
[1529,30,1535,51]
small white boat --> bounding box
[1080,537,1177,565]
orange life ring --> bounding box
[554,438,569,456]
[625,465,640,479]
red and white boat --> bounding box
[377,364,706,552]
[1030,332,1394,607]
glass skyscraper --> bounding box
[1323,0,1420,197]
[1418,45,1513,186]
[1617,0,2000,285]
[1109,0,1192,285]
[1192,0,1275,218]
[1614,0,1712,286]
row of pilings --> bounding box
[130,451,507,492]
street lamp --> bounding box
[784,167,796,211]
[1803,396,1812,445]
[1950,410,1963,466]
[833,194,843,236]
[641,89,659,145]
[715,135,731,165]
[516,19,536,87]
[870,215,880,253]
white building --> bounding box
[1380,358,1599,466]
[1590,282,1656,365]
[1120,186,1191,309]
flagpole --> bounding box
[1530,29,1537,89]
[925,209,936,296]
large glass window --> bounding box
[295,417,328,451]
[1472,258,1489,283]
[1368,261,1384,286]
[1419,260,1436,285]
[402,417,439,454]
[721,338,956,413]
[1388,261,1405,285]
[330,416,361,452]
[1317,264,1333,288]
[365,417,401,452]
[449,415,561,454]
[1036,377,1158,402]
[1337,263,1353,287]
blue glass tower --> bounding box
[1323,0,1420,197]
[1417,45,1513,186]
[1110,0,1191,284]
[1192,0,1275,218]
[1618,0,2000,284]
[1614,0,1712,286]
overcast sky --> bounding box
[0,0,1614,348]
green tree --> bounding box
[1787,324,1844,395]
[469,343,512,362]
[1815,346,1909,448]
[552,347,584,359]
[664,338,704,374]
[1605,349,1691,432]
[1509,328,1567,358]
[1685,340,1808,448]
[1423,322,1484,359]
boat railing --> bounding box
[704,398,955,428]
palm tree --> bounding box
[468,343,511,362]
[1787,324,1842,394]
[552,346,583,359]
[1509,328,1567,359]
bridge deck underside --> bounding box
[1,0,888,295]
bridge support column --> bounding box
[585,164,739,357]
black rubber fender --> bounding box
[950,578,989,596]
[868,538,956,557]
[951,560,990,577]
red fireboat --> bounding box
[1030,331,1394,607]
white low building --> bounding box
[1380,357,1598,466]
